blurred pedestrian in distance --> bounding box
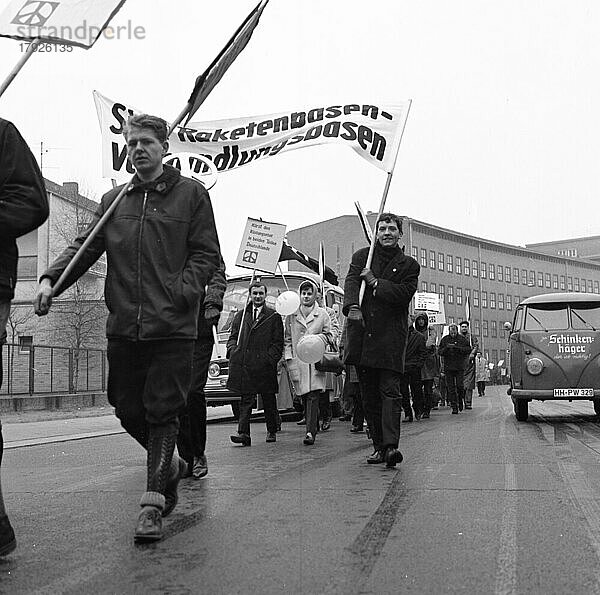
[475,351,490,396]
[400,313,428,421]
[458,321,479,409]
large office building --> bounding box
[287,214,600,369]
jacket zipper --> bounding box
[136,191,149,337]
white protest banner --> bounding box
[235,218,286,274]
[93,91,411,182]
[0,0,128,48]
[415,291,440,313]
[428,300,446,325]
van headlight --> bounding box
[526,357,543,375]
[208,362,221,378]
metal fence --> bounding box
[1,343,107,396]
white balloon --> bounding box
[276,291,300,316]
[296,335,326,364]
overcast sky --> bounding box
[1,0,599,272]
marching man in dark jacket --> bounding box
[400,314,428,421]
[227,282,284,446]
[343,213,419,467]
[34,114,221,542]
[0,118,49,555]
[438,324,472,414]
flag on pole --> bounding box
[0,0,128,48]
[182,0,270,124]
[318,241,325,295]
[465,295,471,324]
[354,201,374,245]
[279,241,338,286]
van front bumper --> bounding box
[511,389,600,400]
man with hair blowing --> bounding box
[34,114,221,542]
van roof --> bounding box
[521,292,600,305]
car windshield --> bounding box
[571,302,600,331]
[524,304,569,330]
[218,277,299,334]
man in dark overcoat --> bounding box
[227,282,284,446]
[343,213,419,467]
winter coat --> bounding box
[342,245,419,373]
[0,119,49,300]
[475,356,490,382]
[284,305,333,396]
[403,325,428,371]
[462,332,479,389]
[43,165,221,341]
[226,304,284,394]
[414,314,439,381]
[438,334,472,371]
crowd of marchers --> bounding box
[0,113,492,550]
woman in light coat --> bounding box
[474,351,490,397]
[284,280,333,445]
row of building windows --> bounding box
[412,247,600,293]
[419,282,523,311]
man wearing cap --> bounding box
[227,281,284,446]
[342,213,419,467]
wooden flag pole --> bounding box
[358,100,412,305]
[167,104,191,137]
[0,39,41,100]
[236,268,256,345]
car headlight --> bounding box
[208,362,221,378]
[526,357,543,375]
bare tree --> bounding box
[5,306,35,394]
[50,182,107,391]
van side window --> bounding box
[524,304,568,330]
[513,307,524,331]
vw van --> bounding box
[506,293,600,421]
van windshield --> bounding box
[571,302,600,331]
[524,304,569,330]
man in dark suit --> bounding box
[227,282,284,446]
[343,213,419,467]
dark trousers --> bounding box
[178,338,213,465]
[319,391,331,423]
[358,367,402,452]
[445,369,465,410]
[238,393,277,435]
[107,339,194,447]
[400,367,424,417]
[422,379,434,414]
[343,381,364,427]
[477,380,486,396]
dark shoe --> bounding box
[192,455,208,479]
[163,456,187,517]
[230,434,251,446]
[421,412,430,419]
[350,425,364,433]
[303,433,315,445]
[0,517,16,556]
[339,414,352,422]
[465,405,472,410]
[266,432,277,443]
[321,421,331,431]
[452,408,459,414]
[405,415,413,423]
[385,448,403,468]
[134,506,163,542]
[415,413,422,421]
[296,418,306,426]
[367,450,385,464]
[458,403,463,411]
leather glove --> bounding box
[204,306,221,326]
[360,268,377,288]
[347,305,364,326]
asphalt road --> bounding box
[3,386,600,594]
